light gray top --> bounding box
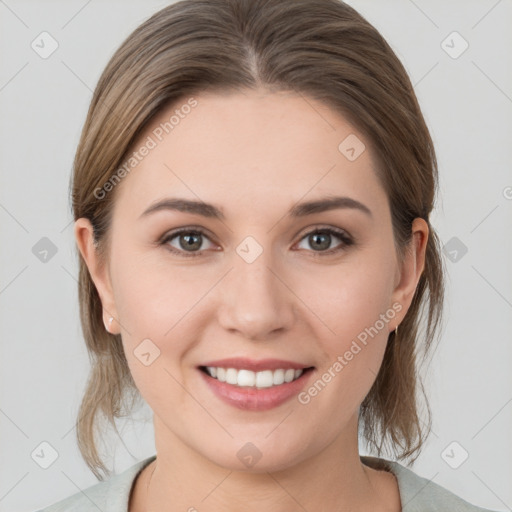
[35,454,497,511]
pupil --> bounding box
[181,233,201,250]
[311,232,330,250]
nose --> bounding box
[217,248,295,341]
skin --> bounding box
[75,89,428,512]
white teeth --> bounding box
[273,369,285,385]
[284,369,295,383]
[237,369,255,387]
[216,367,226,382]
[205,366,305,388]
[255,370,273,388]
[225,368,238,385]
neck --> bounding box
[134,415,399,512]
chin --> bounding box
[196,434,315,474]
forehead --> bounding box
[112,90,387,220]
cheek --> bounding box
[109,247,236,408]
[109,251,205,395]
[111,246,210,338]
[294,247,396,407]
[295,247,396,344]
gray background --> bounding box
[0,1,511,511]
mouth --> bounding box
[199,366,311,388]
[197,358,315,411]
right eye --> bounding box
[160,228,216,258]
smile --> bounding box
[202,366,304,388]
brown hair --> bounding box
[71,0,444,480]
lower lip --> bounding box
[199,368,314,411]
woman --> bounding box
[36,0,497,510]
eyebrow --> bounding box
[139,195,372,220]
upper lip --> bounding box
[200,358,313,371]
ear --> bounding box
[74,218,119,334]
[389,217,429,329]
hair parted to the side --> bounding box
[71,0,445,480]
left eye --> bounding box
[161,227,353,258]
[295,228,352,255]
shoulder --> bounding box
[361,456,498,512]
[34,455,156,512]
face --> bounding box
[76,89,426,472]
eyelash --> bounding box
[159,226,354,259]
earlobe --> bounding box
[74,218,119,333]
[390,218,429,327]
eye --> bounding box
[161,228,216,258]
[295,227,353,256]
[160,226,354,258]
